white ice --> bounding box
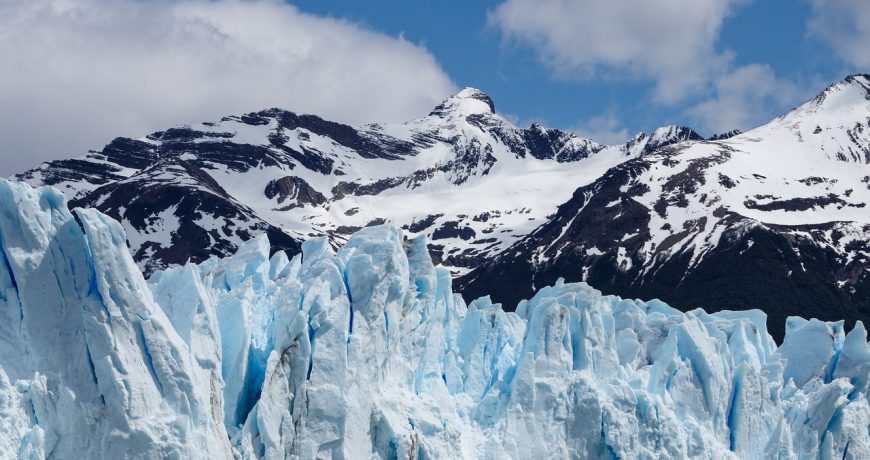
[0,179,867,459]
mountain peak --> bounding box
[648,125,703,144]
[802,73,870,113]
[623,124,703,156]
[834,74,870,93]
[429,87,496,117]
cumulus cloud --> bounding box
[0,0,456,175]
[573,110,630,145]
[489,0,749,104]
[688,64,800,134]
[807,0,870,68]
[489,0,814,134]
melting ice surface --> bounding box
[0,179,868,459]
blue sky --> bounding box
[291,0,861,140]
[1,0,868,175]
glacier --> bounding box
[0,178,868,459]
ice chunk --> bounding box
[777,318,844,387]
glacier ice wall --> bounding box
[0,178,868,459]
[0,180,233,459]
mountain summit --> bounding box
[429,87,497,117]
[807,74,870,111]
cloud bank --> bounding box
[489,0,806,135]
[0,0,456,175]
[808,0,870,68]
[573,110,630,145]
[687,64,800,136]
[489,0,748,104]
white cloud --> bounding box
[687,64,800,134]
[573,110,629,145]
[489,0,813,135]
[0,0,456,176]
[807,0,870,67]
[489,0,749,104]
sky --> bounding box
[0,0,868,176]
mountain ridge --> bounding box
[16,85,700,274]
[13,75,870,340]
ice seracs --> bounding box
[0,179,233,459]
[0,178,868,459]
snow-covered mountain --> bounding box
[1,179,867,459]
[14,76,870,341]
[460,75,870,341]
[15,87,700,276]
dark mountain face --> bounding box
[456,75,870,342]
[456,155,870,342]
[70,158,301,275]
[14,77,870,338]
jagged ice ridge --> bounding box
[0,179,868,459]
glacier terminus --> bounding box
[0,178,868,458]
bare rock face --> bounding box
[265,176,327,209]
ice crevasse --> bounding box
[0,178,867,459]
